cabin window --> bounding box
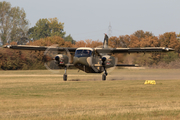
[75,50,92,57]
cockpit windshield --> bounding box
[75,49,92,57]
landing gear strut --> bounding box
[63,67,67,81]
[102,57,108,81]
[102,65,108,81]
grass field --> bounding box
[1,69,180,120]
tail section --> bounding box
[103,34,108,48]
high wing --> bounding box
[3,45,77,53]
[3,45,174,53]
[94,47,174,54]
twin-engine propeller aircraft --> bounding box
[3,34,174,81]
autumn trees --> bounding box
[109,30,180,52]
[109,31,180,67]
[28,36,73,47]
[0,1,29,45]
[1,30,180,70]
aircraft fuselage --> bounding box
[73,47,116,73]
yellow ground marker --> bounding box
[144,80,156,85]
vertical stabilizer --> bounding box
[103,34,108,48]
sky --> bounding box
[4,0,180,42]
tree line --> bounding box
[109,31,180,68]
[1,31,180,70]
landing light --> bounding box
[165,48,169,51]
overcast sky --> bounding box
[5,0,180,41]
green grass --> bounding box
[0,69,180,120]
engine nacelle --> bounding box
[54,54,69,66]
[101,55,116,68]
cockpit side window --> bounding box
[75,50,92,57]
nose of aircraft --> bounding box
[73,57,82,65]
[73,57,88,66]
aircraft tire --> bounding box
[102,74,106,81]
[63,74,67,81]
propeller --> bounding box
[90,45,118,74]
[43,44,71,74]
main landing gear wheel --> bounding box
[63,74,67,81]
[102,73,106,81]
[63,67,67,81]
